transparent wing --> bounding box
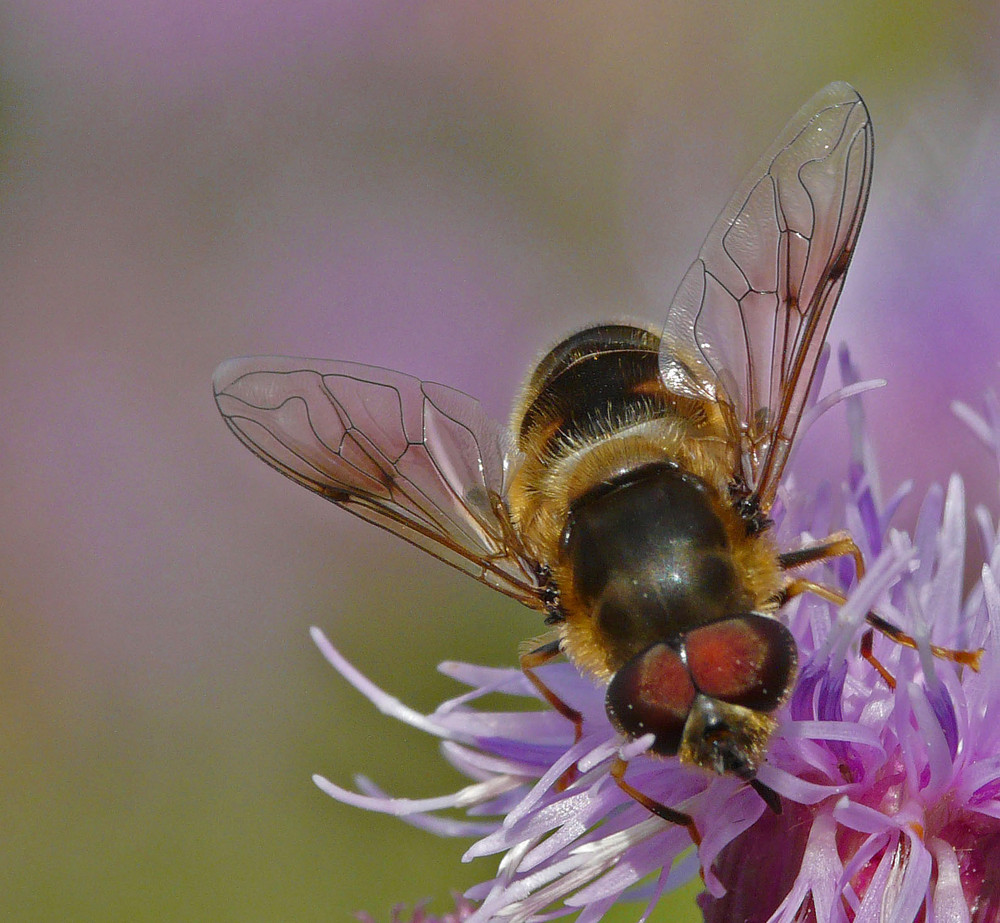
[213,357,546,608]
[659,81,873,511]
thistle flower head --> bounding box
[315,350,1000,921]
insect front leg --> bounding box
[520,639,583,790]
[609,757,701,846]
[778,532,983,685]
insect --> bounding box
[213,82,979,844]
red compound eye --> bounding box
[685,614,797,713]
[605,643,695,756]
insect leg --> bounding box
[860,625,897,690]
[610,757,701,846]
[779,577,846,607]
[779,576,899,683]
[782,533,980,662]
[780,533,984,668]
[864,610,982,671]
[520,640,583,733]
[748,777,783,815]
[520,639,583,790]
[777,530,865,578]
[780,574,983,684]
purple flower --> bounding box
[313,351,1000,921]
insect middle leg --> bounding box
[778,530,865,579]
[778,531,983,686]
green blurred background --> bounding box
[3,2,1000,920]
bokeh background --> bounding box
[3,3,1000,920]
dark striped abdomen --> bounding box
[516,324,670,456]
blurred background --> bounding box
[2,2,1000,920]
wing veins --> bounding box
[213,358,545,609]
[659,83,873,511]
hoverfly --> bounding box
[213,82,979,844]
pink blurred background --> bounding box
[2,3,1000,919]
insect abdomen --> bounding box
[515,324,667,457]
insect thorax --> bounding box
[507,324,733,559]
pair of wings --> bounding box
[213,82,873,611]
